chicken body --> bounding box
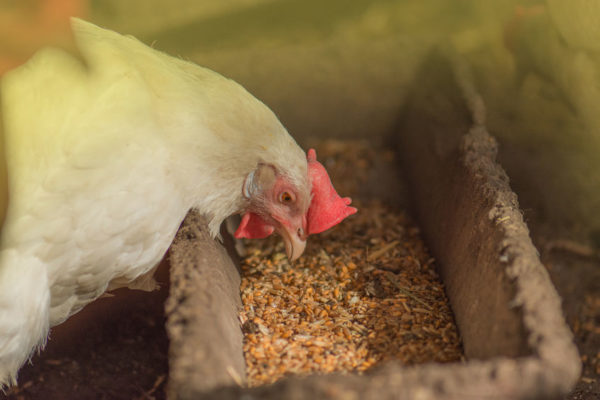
[0,19,309,385]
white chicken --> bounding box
[0,18,356,385]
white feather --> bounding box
[0,18,308,385]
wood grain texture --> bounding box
[166,211,244,399]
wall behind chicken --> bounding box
[450,1,600,241]
[90,0,467,143]
[89,0,600,241]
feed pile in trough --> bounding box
[239,140,463,386]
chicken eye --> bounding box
[279,191,294,203]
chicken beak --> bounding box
[278,224,307,261]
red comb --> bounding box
[306,149,357,234]
[234,212,275,239]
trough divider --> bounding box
[398,47,580,398]
[166,211,245,399]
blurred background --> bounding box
[83,0,600,242]
[2,0,599,261]
[1,0,599,398]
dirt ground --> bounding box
[522,219,600,399]
[543,250,600,399]
[2,261,170,400]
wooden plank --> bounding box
[166,211,245,399]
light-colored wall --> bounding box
[89,0,600,239]
[91,0,449,144]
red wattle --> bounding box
[306,149,357,235]
[234,212,275,239]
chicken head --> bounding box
[235,149,357,260]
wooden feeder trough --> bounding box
[164,50,581,400]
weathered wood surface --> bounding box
[166,211,245,399]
